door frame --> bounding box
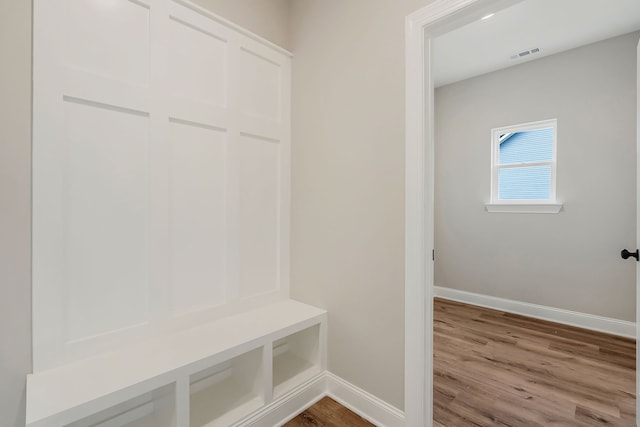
[636,36,640,426]
[404,1,483,424]
[404,1,640,426]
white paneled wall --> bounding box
[168,121,228,316]
[33,0,291,371]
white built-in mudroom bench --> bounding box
[28,1,326,426]
[26,300,326,426]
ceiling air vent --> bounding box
[510,47,541,60]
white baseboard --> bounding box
[325,372,405,427]
[434,286,636,338]
[239,372,405,427]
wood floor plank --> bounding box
[284,397,375,427]
[434,298,636,427]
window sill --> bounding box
[484,203,563,214]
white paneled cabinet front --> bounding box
[33,0,291,372]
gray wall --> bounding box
[0,1,290,424]
[0,1,32,426]
[435,32,639,321]
[289,0,437,411]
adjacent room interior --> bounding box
[431,0,639,425]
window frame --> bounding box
[486,119,562,213]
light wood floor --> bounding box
[286,300,635,426]
[434,298,636,426]
[284,396,375,426]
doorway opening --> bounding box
[404,1,640,425]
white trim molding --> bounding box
[405,1,490,426]
[485,203,563,214]
[434,286,636,338]
[241,372,405,427]
[635,35,640,427]
[325,372,405,427]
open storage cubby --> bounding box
[272,324,322,398]
[66,384,176,427]
[190,348,264,427]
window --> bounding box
[487,119,562,213]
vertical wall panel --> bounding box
[63,101,150,342]
[65,0,150,86]
[169,122,227,315]
[237,134,280,297]
[238,48,281,122]
[168,16,227,107]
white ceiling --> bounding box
[432,0,640,88]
